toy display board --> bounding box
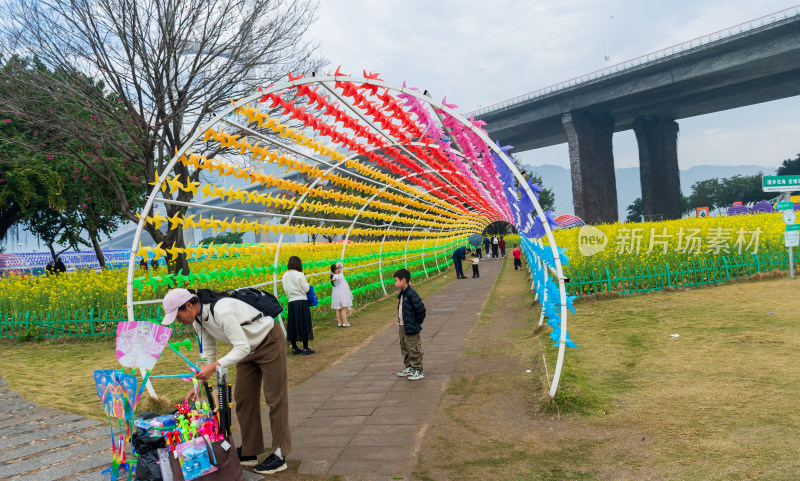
[131,370,242,481]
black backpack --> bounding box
[210,287,283,325]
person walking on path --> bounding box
[471,251,480,278]
[491,235,500,259]
[282,256,315,355]
[452,245,468,279]
[499,237,506,258]
[393,268,427,381]
[512,244,522,270]
[475,244,482,259]
[160,287,291,475]
[483,236,491,258]
[330,262,353,327]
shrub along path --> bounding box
[232,257,505,479]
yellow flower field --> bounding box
[0,238,462,318]
[545,213,790,276]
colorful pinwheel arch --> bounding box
[125,69,572,396]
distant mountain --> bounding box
[523,164,775,220]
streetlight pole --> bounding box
[605,16,614,62]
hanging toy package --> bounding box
[174,437,217,480]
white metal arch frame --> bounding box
[126,73,569,397]
[337,167,486,265]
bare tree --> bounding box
[0,0,325,273]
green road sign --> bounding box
[775,201,795,211]
[787,224,800,232]
[763,175,800,192]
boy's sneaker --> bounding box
[254,453,287,474]
[237,447,259,467]
[408,369,425,381]
[397,366,415,377]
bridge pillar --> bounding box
[562,111,618,224]
[633,117,681,220]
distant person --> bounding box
[471,251,480,278]
[393,268,426,381]
[281,256,314,355]
[474,243,482,259]
[452,245,468,279]
[499,237,506,258]
[54,257,66,274]
[46,261,56,276]
[150,258,159,269]
[330,262,353,327]
[139,258,148,270]
[491,236,499,259]
[512,244,522,271]
[483,236,491,258]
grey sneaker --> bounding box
[397,366,415,377]
[408,369,425,381]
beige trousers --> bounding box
[398,325,423,370]
[234,324,291,456]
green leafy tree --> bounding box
[716,174,764,207]
[777,154,800,176]
[199,231,245,246]
[512,155,556,212]
[688,178,722,212]
[1,57,145,267]
[626,198,643,223]
[687,174,767,213]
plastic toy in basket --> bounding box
[175,437,217,480]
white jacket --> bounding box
[282,269,310,302]
[193,298,274,368]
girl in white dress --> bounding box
[330,262,354,327]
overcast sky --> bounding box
[307,0,800,171]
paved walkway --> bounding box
[243,258,504,479]
[0,376,112,481]
[0,257,503,480]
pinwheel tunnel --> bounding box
[125,72,572,396]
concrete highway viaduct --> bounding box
[474,8,800,224]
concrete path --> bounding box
[252,258,504,479]
[0,376,111,481]
[0,257,503,480]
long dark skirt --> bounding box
[287,299,313,343]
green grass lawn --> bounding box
[415,258,800,481]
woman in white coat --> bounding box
[281,256,314,355]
